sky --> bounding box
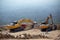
[0,0,60,25]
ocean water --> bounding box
[0,0,60,25]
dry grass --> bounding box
[0,29,60,39]
[0,32,50,39]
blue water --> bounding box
[0,0,60,25]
